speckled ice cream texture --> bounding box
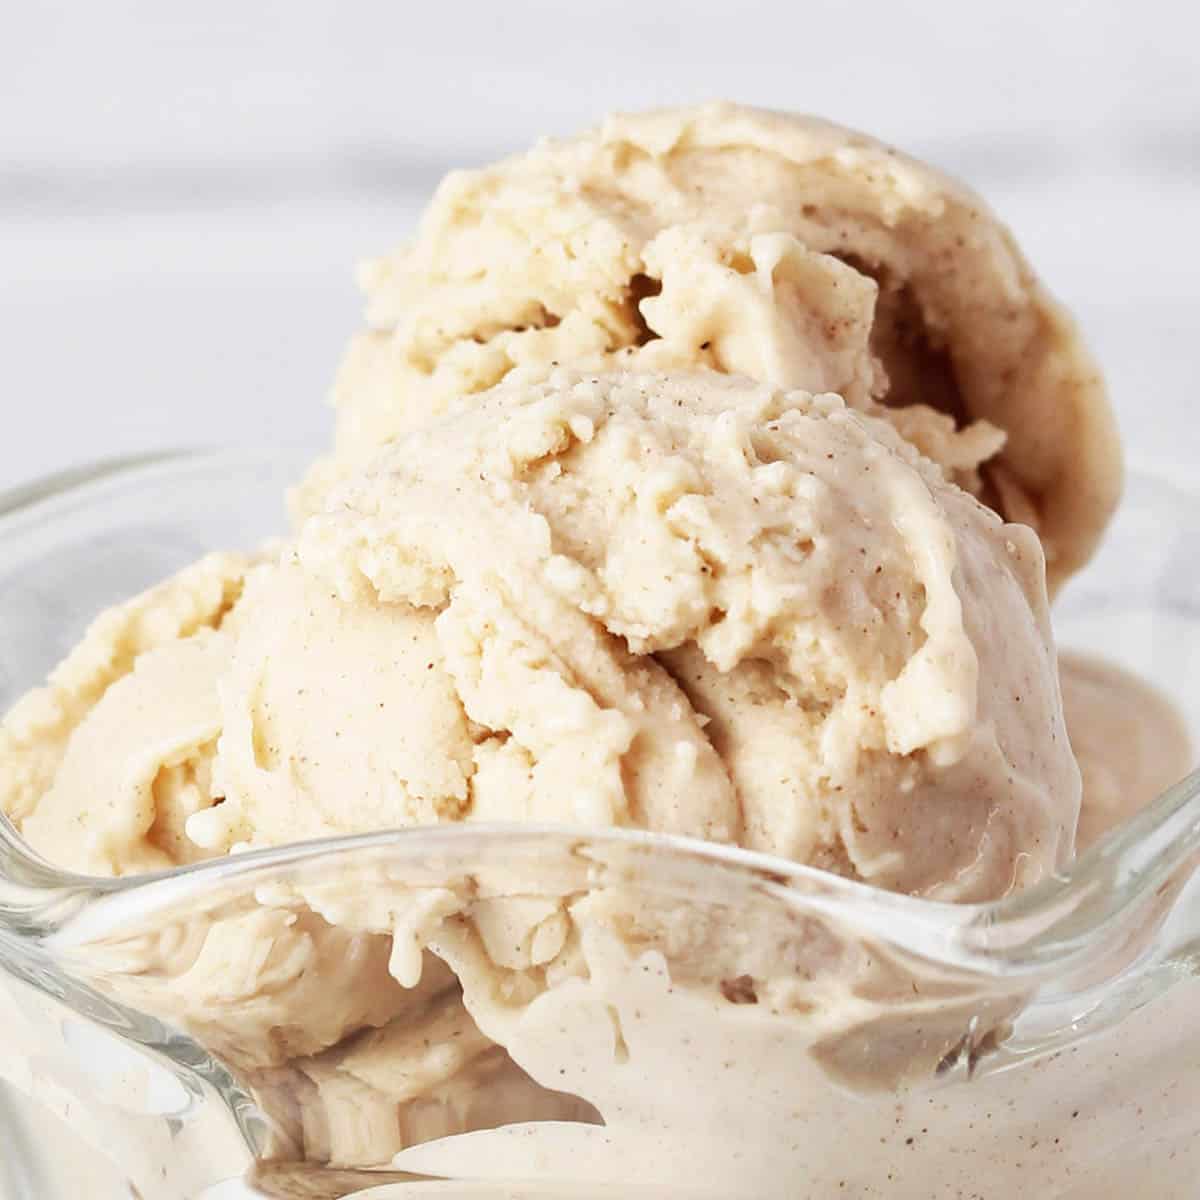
[312,102,1120,592]
[0,102,1137,1184]
[5,371,1078,900]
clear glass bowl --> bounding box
[1,449,1199,1200]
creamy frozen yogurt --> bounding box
[1061,651,1194,849]
[311,102,1121,591]
[1,367,1085,1178]
[0,102,1187,1199]
[4,371,1079,900]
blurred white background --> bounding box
[2,0,1198,492]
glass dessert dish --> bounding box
[1,448,1198,1200]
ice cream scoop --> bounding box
[314,102,1120,591]
[5,370,1080,903]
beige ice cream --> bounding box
[0,552,253,873]
[313,102,1121,591]
[5,371,1078,901]
[0,369,1084,1179]
[0,102,1172,1196]
[1061,651,1194,850]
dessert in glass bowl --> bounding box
[0,105,1195,1199]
